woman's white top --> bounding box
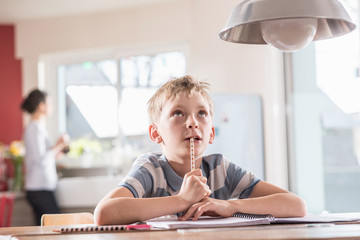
[24,120,58,191]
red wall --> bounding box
[0,25,23,144]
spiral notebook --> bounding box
[146,214,271,229]
[146,212,360,229]
[53,213,360,232]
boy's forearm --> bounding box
[94,195,189,225]
[229,193,307,218]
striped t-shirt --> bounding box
[119,152,260,200]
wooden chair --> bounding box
[41,212,94,226]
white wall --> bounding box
[15,0,289,189]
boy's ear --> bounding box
[209,126,215,144]
[149,124,163,144]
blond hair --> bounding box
[147,75,213,123]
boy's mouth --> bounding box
[185,137,201,141]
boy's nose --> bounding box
[187,116,199,129]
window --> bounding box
[286,0,359,213]
[55,50,185,167]
[58,51,186,140]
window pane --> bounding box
[120,51,186,88]
[63,60,117,85]
[315,23,360,212]
[58,60,118,139]
[288,0,360,213]
[119,51,186,137]
[150,51,186,87]
[118,88,156,136]
[138,56,151,87]
[120,55,156,87]
[66,86,118,138]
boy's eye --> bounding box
[198,110,208,117]
[172,111,184,117]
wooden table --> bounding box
[2,223,360,240]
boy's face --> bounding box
[150,91,215,165]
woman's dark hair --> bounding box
[21,89,47,114]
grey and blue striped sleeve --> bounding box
[118,154,166,198]
[205,154,260,200]
[226,159,260,199]
[118,157,153,198]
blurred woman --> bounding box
[21,89,68,225]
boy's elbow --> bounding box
[294,196,307,217]
[94,202,110,226]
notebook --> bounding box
[54,212,360,232]
[146,212,360,229]
[267,212,360,224]
[146,215,270,229]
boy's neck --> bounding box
[167,160,188,178]
[166,156,202,178]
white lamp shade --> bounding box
[219,0,357,52]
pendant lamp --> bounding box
[219,0,357,52]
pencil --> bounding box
[190,137,195,171]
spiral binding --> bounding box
[60,225,127,233]
[232,212,275,221]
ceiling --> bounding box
[0,0,177,23]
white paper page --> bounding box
[146,216,270,229]
[0,236,13,240]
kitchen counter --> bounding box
[55,175,124,208]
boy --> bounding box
[94,75,306,225]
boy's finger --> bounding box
[206,189,211,197]
[185,168,202,177]
[179,203,199,221]
[199,176,207,184]
[193,168,202,175]
[203,185,211,196]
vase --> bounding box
[12,161,23,192]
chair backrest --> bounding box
[0,193,15,227]
[41,212,94,226]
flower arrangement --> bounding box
[8,141,25,164]
[6,141,25,192]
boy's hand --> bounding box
[178,169,211,206]
[178,197,233,221]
